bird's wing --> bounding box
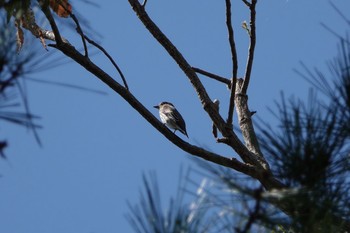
[171,108,187,133]
[162,106,188,135]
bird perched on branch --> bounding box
[154,101,188,138]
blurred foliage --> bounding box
[0,0,99,158]
[0,15,43,157]
[256,35,350,232]
[126,170,208,233]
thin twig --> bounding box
[241,0,257,94]
[54,0,89,56]
[14,78,42,146]
[241,0,251,7]
[142,0,148,8]
[84,35,129,90]
[225,0,239,126]
[192,67,231,87]
[329,1,350,26]
[321,23,350,45]
[71,13,89,57]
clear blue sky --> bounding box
[1,1,349,232]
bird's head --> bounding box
[153,101,174,109]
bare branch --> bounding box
[49,42,260,179]
[51,0,89,56]
[241,0,257,94]
[241,0,251,7]
[84,35,129,90]
[235,79,269,170]
[142,0,148,8]
[127,0,270,171]
[192,67,231,87]
[225,0,239,126]
[71,13,89,57]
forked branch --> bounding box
[84,35,129,90]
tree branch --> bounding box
[84,35,129,90]
[70,13,89,57]
[192,66,231,87]
[241,0,257,94]
[127,0,265,169]
[225,0,239,126]
[142,0,148,8]
[50,0,89,56]
[50,42,260,179]
[235,79,269,170]
[241,0,251,7]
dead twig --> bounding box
[71,13,89,57]
[225,0,239,126]
[192,67,231,88]
[241,0,257,94]
[84,35,129,90]
[53,0,89,56]
[142,0,148,8]
[241,0,251,7]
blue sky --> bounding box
[1,0,350,232]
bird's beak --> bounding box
[153,105,159,109]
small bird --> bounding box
[154,101,188,138]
